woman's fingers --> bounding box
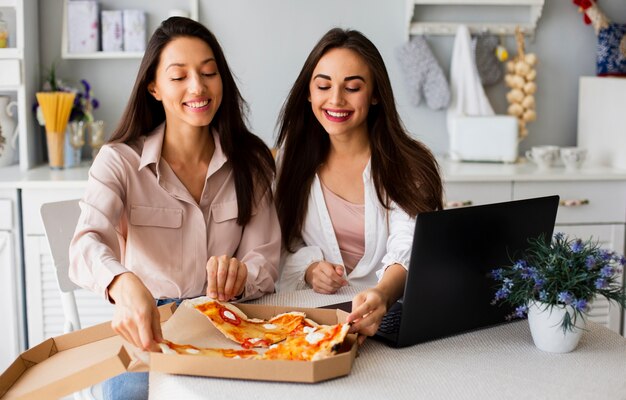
[205,256,218,298]
[207,255,248,300]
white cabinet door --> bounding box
[0,231,20,370]
[444,182,511,208]
[555,224,625,335]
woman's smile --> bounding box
[324,108,353,122]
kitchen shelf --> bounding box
[61,0,199,60]
[0,48,20,59]
[406,0,545,38]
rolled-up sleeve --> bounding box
[236,189,282,301]
[277,242,323,292]
[69,145,129,300]
[377,202,416,281]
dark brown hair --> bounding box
[109,17,274,225]
[275,28,443,251]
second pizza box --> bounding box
[0,302,357,399]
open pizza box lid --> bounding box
[0,301,357,398]
[0,303,176,400]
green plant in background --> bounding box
[491,232,626,333]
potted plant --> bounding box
[491,232,626,353]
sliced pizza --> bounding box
[262,323,351,361]
[188,297,308,348]
[159,339,259,359]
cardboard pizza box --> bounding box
[0,304,176,400]
[0,302,357,399]
[150,302,358,383]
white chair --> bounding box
[40,199,101,400]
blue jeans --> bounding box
[102,298,185,400]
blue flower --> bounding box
[514,305,528,318]
[491,268,504,280]
[495,287,510,300]
[557,291,574,305]
[570,239,583,253]
[595,278,608,289]
[574,299,588,312]
[539,290,548,301]
[554,232,564,241]
[600,265,614,278]
[585,256,596,270]
[513,260,527,270]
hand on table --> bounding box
[206,255,248,301]
[347,287,389,345]
[305,261,348,294]
[108,272,163,352]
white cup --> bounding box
[560,147,587,171]
[525,146,560,169]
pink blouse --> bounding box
[69,124,280,301]
[320,182,365,274]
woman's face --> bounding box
[308,47,376,139]
[149,36,223,130]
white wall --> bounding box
[37,0,626,156]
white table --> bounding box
[149,287,626,400]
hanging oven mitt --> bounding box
[397,36,451,110]
[472,33,504,86]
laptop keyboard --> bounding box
[378,307,403,334]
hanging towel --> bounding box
[446,25,494,136]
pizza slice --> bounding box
[159,339,259,359]
[262,323,351,361]
[188,297,308,348]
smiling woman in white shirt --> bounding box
[275,28,443,342]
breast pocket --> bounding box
[129,205,183,269]
[210,200,244,251]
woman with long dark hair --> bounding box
[69,17,280,398]
[275,28,443,341]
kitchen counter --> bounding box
[2,158,626,189]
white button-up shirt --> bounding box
[277,161,416,292]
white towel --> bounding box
[446,25,494,136]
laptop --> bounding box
[322,195,559,348]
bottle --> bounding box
[0,12,8,48]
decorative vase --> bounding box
[0,95,19,167]
[527,301,586,353]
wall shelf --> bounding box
[406,0,545,38]
[61,0,199,60]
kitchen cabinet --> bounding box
[442,160,626,335]
[0,0,41,170]
[0,188,24,371]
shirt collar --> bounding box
[207,129,228,178]
[137,123,229,178]
[138,123,165,171]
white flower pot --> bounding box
[527,301,586,353]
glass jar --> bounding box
[0,12,8,49]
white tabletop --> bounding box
[148,288,626,400]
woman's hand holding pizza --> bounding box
[347,264,407,344]
[108,272,163,351]
[206,255,248,301]
[305,261,348,294]
[347,287,388,344]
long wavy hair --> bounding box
[275,28,443,251]
[109,17,274,225]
